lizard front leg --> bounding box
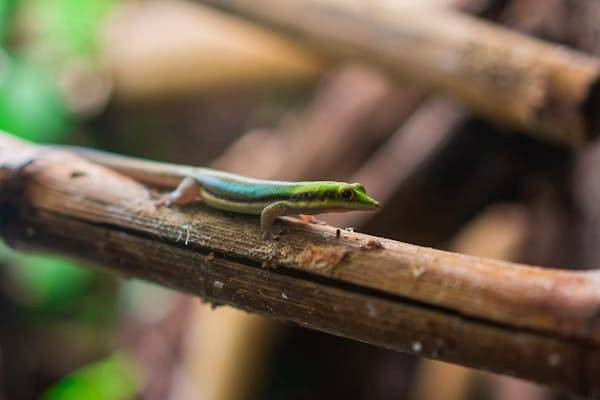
[260,201,290,239]
[156,176,201,206]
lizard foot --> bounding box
[262,225,283,240]
[299,214,327,225]
[154,193,174,208]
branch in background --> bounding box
[128,299,192,400]
[1,135,600,395]
[325,96,566,246]
[325,0,573,246]
[102,0,495,104]
[199,0,600,146]
[176,304,277,400]
[103,0,323,101]
[574,143,600,268]
[325,97,465,232]
[212,64,424,180]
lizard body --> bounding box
[65,147,379,235]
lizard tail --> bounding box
[56,145,189,188]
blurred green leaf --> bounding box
[0,0,119,142]
[0,53,72,142]
[41,352,141,400]
[0,242,94,310]
[36,0,117,58]
[0,0,16,41]
[14,253,93,307]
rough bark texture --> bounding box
[1,135,600,396]
[199,0,600,146]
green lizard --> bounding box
[67,148,379,237]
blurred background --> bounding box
[0,0,598,399]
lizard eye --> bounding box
[340,188,354,200]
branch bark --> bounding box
[1,133,600,396]
[198,0,600,146]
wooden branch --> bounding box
[411,203,532,400]
[1,134,600,396]
[198,0,600,146]
[178,65,412,399]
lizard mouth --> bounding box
[357,196,380,210]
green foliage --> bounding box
[11,254,93,308]
[0,2,143,398]
[0,243,121,329]
[0,54,72,142]
[0,0,16,40]
[33,0,117,58]
[0,0,118,141]
[41,352,142,400]
[0,242,97,310]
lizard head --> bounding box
[336,183,379,210]
[294,182,379,212]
